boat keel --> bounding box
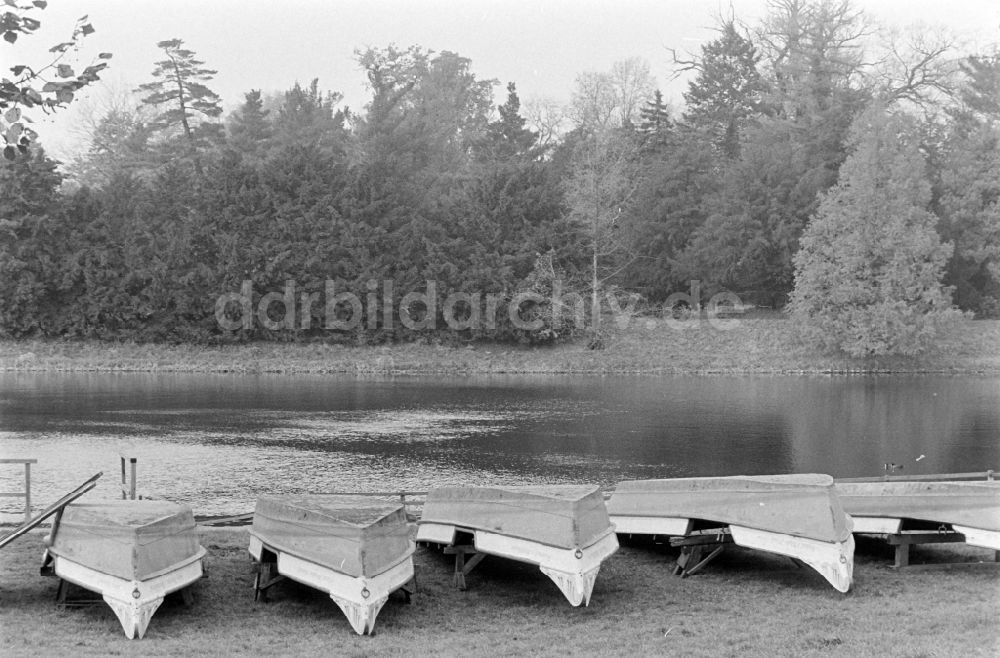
[539,565,601,607]
[104,593,164,639]
[730,525,854,593]
[330,593,389,635]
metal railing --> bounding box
[0,458,38,523]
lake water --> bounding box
[1,373,998,522]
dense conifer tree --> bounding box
[790,104,961,356]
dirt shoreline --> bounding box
[2,319,999,375]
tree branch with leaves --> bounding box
[1,0,110,159]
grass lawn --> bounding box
[1,319,999,375]
[1,529,997,657]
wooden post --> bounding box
[129,458,137,500]
[454,548,466,589]
[23,461,31,523]
[120,456,137,500]
[444,545,485,591]
[894,543,910,569]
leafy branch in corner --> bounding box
[1,0,111,160]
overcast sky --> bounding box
[11,0,1000,159]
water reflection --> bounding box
[0,372,997,521]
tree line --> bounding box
[1,0,998,353]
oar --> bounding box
[0,472,103,550]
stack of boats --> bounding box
[6,469,998,638]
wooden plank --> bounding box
[669,530,732,548]
[444,545,485,590]
[196,512,254,527]
[895,560,1000,572]
[463,552,487,576]
[253,561,284,603]
[682,544,727,577]
[886,533,967,546]
[835,471,995,483]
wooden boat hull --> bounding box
[45,500,205,639]
[836,480,1000,550]
[607,474,854,592]
[249,495,416,635]
[416,484,619,606]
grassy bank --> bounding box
[1,319,999,375]
[1,529,997,657]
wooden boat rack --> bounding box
[665,527,808,578]
[669,528,735,577]
[865,521,1000,570]
[442,539,487,591]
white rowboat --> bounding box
[835,480,1000,550]
[607,474,854,592]
[43,499,205,639]
[416,484,618,606]
[249,495,416,635]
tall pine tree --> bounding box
[682,20,768,157]
[137,39,222,143]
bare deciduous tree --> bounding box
[610,57,655,127]
[869,25,959,110]
[523,95,570,149]
[570,71,618,129]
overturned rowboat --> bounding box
[835,480,1000,551]
[416,484,619,606]
[248,495,415,635]
[42,499,206,639]
[607,474,854,592]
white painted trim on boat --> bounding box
[848,516,903,534]
[952,525,1000,551]
[249,535,415,635]
[608,515,693,536]
[729,525,854,593]
[248,533,265,561]
[472,529,619,606]
[51,550,205,639]
[415,522,457,545]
